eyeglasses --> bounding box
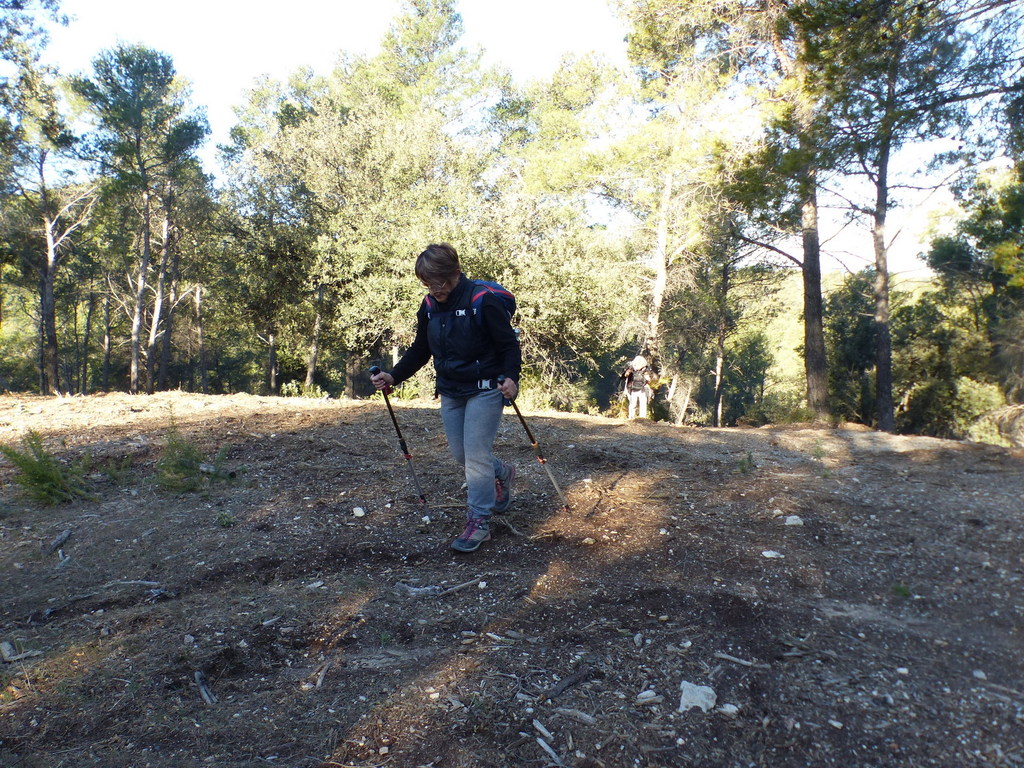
[421,278,452,293]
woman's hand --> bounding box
[498,377,518,401]
[371,370,395,390]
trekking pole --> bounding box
[497,376,570,512]
[369,366,429,512]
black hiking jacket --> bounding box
[389,274,522,398]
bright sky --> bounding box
[42,0,630,174]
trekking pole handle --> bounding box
[369,365,392,394]
[496,375,514,406]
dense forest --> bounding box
[1,0,1022,442]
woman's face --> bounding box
[421,275,456,302]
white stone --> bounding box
[678,681,717,713]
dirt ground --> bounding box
[0,391,1022,768]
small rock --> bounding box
[973,669,987,680]
[353,507,365,517]
[678,681,717,713]
[582,537,597,545]
[761,550,785,559]
[784,515,804,526]
[717,704,740,717]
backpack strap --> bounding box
[470,283,514,320]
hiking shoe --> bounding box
[494,463,516,513]
[451,518,491,553]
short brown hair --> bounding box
[415,243,461,285]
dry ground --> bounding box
[1,391,1022,768]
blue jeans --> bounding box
[440,388,506,520]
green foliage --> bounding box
[722,331,774,426]
[0,431,90,505]
[154,423,228,493]
[898,377,1005,440]
[825,270,880,424]
[280,381,329,399]
[736,451,756,474]
[740,389,817,427]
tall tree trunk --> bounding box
[81,284,95,395]
[872,205,895,431]
[130,188,153,394]
[39,219,60,395]
[800,183,830,420]
[158,245,182,390]
[102,291,112,392]
[713,333,726,428]
[305,285,324,390]
[146,207,172,393]
[646,170,673,363]
[712,261,731,428]
[872,115,896,431]
[779,23,831,422]
[266,330,279,394]
[345,353,360,399]
[195,284,209,394]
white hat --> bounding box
[631,356,647,369]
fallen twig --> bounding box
[46,529,72,553]
[714,651,770,669]
[101,580,162,589]
[438,576,490,597]
[492,517,524,536]
[555,707,597,725]
[1,641,43,662]
[533,718,554,740]
[541,665,593,702]
[536,736,566,767]
[194,670,217,705]
[394,575,490,599]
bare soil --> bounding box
[1,391,1022,768]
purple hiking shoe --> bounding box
[451,517,491,553]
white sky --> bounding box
[41,0,630,173]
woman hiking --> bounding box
[371,243,521,553]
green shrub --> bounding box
[739,388,817,426]
[899,377,1006,439]
[0,431,91,505]
[154,424,228,493]
[280,380,329,399]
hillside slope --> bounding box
[1,392,1022,767]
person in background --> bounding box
[371,243,521,553]
[621,355,653,419]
